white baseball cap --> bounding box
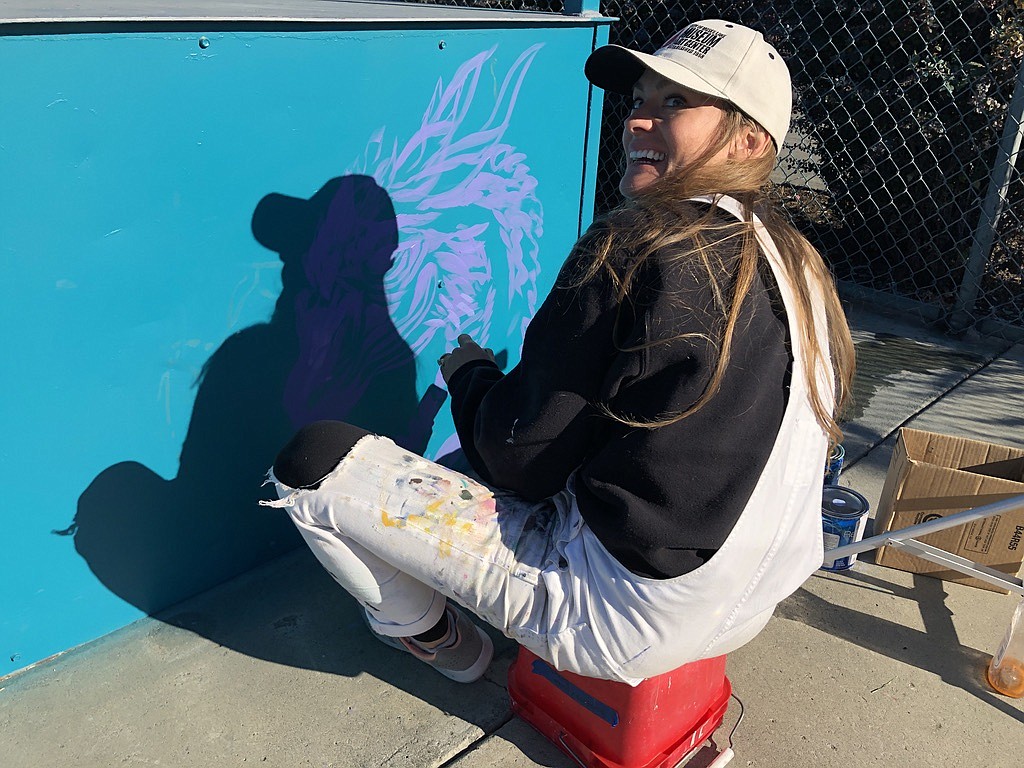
[585,20,792,150]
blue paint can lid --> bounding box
[821,485,869,519]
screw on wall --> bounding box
[198,37,211,50]
[438,41,446,50]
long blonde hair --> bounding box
[571,108,855,444]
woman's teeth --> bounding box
[629,150,666,162]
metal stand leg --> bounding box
[822,494,1024,597]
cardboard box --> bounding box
[874,428,1024,592]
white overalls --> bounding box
[262,195,832,684]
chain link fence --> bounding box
[411,0,1024,335]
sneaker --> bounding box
[367,605,494,683]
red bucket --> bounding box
[508,647,731,768]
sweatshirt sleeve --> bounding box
[446,254,622,500]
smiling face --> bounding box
[619,70,733,198]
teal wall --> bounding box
[0,21,609,676]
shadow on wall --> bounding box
[68,175,447,615]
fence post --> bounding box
[950,55,1024,331]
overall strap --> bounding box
[686,194,834,401]
[686,194,804,364]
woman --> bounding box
[263,20,855,685]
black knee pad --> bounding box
[273,420,373,489]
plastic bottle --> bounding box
[987,595,1024,698]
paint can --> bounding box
[820,485,870,571]
[824,443,845,485]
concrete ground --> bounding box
[3,301,1023,768]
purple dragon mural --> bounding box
[358,44,545,352]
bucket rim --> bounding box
[821,485,869,519]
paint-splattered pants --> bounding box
[262,433,646,682]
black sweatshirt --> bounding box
[447,207,791,579]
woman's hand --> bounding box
[438,334,496,384]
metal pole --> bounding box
[950,54,1024,330]
[823,494,1024,596]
